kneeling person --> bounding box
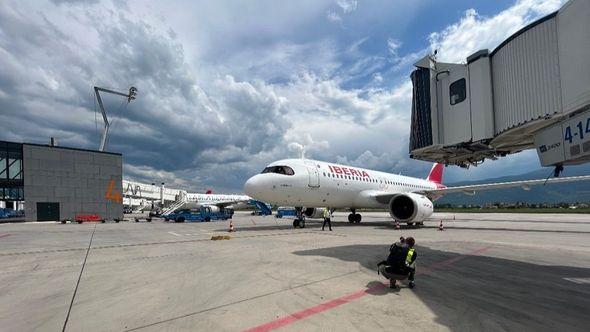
[378,237,417,288]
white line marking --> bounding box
[168,231,181,237]
[564,277,590,285]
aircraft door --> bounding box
[304,160,320,188]
[436,64,471,145]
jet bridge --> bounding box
[409,0,590,169]
[122,180,186,210]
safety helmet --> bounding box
[406,237,415,247]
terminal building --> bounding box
[0,140,123,222]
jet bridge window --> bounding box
[449,78,466,105]
[261,166,295,176]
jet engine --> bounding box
[304,207,325,219]
[388,193,433,223]
[208,206,220,213]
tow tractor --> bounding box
[163,206,234,223]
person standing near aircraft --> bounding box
[322,208,332,231]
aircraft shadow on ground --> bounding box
[293,244,590,331]
[217,219,590,234]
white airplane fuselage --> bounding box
[244,159,442,209]
[186,193,251,209]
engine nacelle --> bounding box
[388,193,433,223]
[207,206,220,213]
[304,207,325,219]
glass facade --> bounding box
[0,141,24,201]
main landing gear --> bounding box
[293,207,306,228]
[348,209,361,223]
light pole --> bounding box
[94,86,138,151]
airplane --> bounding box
[244,158,590,228]
[185,192,252,210]
[174,191,272,216]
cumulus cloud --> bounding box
[429,0,564,62]
[336,0,358,13]
[327,0,357,23]
[387,38,401,58]
[0,0,571,192]
[327,11,342,22]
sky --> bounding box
[0,0,567,192]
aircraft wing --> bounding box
[421,175,590,196]
[368,175,590,203]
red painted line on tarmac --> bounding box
[0,233,11,239]
[251,219,257,225]
[243,246,490,332]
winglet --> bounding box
[427,163,444,184]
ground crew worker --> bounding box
[322,208,332,231]
[377,236,417,288]
[403,237,417,288]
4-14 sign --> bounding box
[564,116,590,144]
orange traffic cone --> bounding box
[394,221,401,230]
[438,220,445,231]
[228,220,235,232]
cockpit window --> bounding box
[261,165,295,176]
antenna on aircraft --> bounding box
[94,85,138,152]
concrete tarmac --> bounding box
[0,212,589,331]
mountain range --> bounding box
[437,163,590,205]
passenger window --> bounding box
[450,78,466,105]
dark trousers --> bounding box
[322,218,332,230]
[388,266,415,281]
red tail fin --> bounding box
[205,189,213,194]
[427,163,444,184]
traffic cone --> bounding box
[228,220,235,232]
[438,220,445,231]
[394,221,401,230]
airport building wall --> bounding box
[21,143,123,222]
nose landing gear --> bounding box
[293,218,306,228]
[293,207,306,228]
[348,209,362,223]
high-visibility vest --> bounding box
[323,209,330,218]
[405,248,415,265]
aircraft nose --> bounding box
[244,175,263,199]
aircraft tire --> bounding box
[293,219,300,228]
[348,214,354,223]
[355,214,362,223]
